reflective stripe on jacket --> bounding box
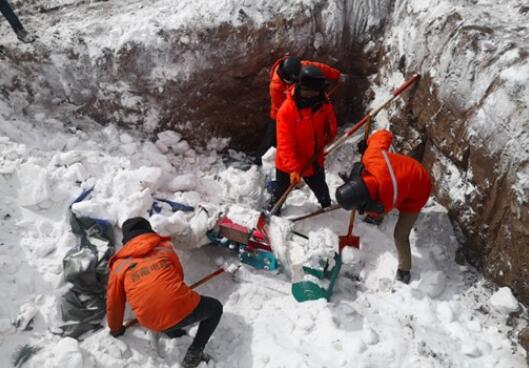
[361,129,432,213]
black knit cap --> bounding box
[122,217,154,244]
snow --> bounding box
[0,0,528,367]
[490,287,520,314]
[0,114,526,367]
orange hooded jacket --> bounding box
[269,57,341,120]
[106,233,200,332]
[275,87,337,177]
[361,129,432,213]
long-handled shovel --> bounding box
[256,74,420,235]
[338,113,374,250]
[122,262,240,331]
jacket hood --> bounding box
[109,233,171,268]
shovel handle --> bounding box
[346,210,356,237]
[269,181,297,216]
[189,267,225,289]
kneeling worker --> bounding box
[106,217,223,368]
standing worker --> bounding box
[106,217,223,368]
[335,129,432,284]
[0,0,35,43]
[253,55,342,165]
[269,65,338,213]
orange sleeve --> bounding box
[303,61,341,80]
[364,130,393,165]
[277,106,302,173]
[269,81,287,120]
[362,130,395,212]
[106,266,126,332]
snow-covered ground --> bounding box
[0,102,527,367]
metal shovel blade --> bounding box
[339,234,360,251]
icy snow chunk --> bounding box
[17,163,50,206]
[31,337,85,367]
[361,327,379,345]
[14,301,39,330]
[341,245,364,268]
[56,151,84,165]
[167,174,197,192]
[119,132,134,144]
[461,343,481,357]
[63,163,89,182]
[490,287,519,313]
[417,271,446,298]
[157,130,182,146]
[436,302,454,324]
[289,228,338,278]
[172,140,190,154]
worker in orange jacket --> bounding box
[106,217,223,368]
[335,129,432,284]
[253,55,341,165]
[269,65,338,213]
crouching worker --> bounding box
[335,129,432,284]
[106,217,223,368]
[270,65,338,213]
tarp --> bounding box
[58,188,115,339]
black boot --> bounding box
[165,328,186,338]
[182,346,210,368]
[396,269,411,284]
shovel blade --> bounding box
[339,235,360,251]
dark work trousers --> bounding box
[163,296,223,350]
[0,0,24,33]
[272,168,331,210]
[255,119,276,160]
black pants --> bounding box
[255,119,276,159]
[163,296,223,350]
[0,0,24,33]
[272,168,331,210]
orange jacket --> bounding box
[106,233,200,332]
[361,130,432,213]
[275,88,337,177]
[269,57,341,120]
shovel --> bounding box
[339,210,359,251]
[338,112,374,251]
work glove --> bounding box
[110,326,125,338]
[290,172,301,185]
[357,139,367,154]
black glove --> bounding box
[357,139,367,154]
[110,326,125,338]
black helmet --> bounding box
[122,217,154,244]
[298,66,326,91]
[278,56,301,83]
[335,177,371,211]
